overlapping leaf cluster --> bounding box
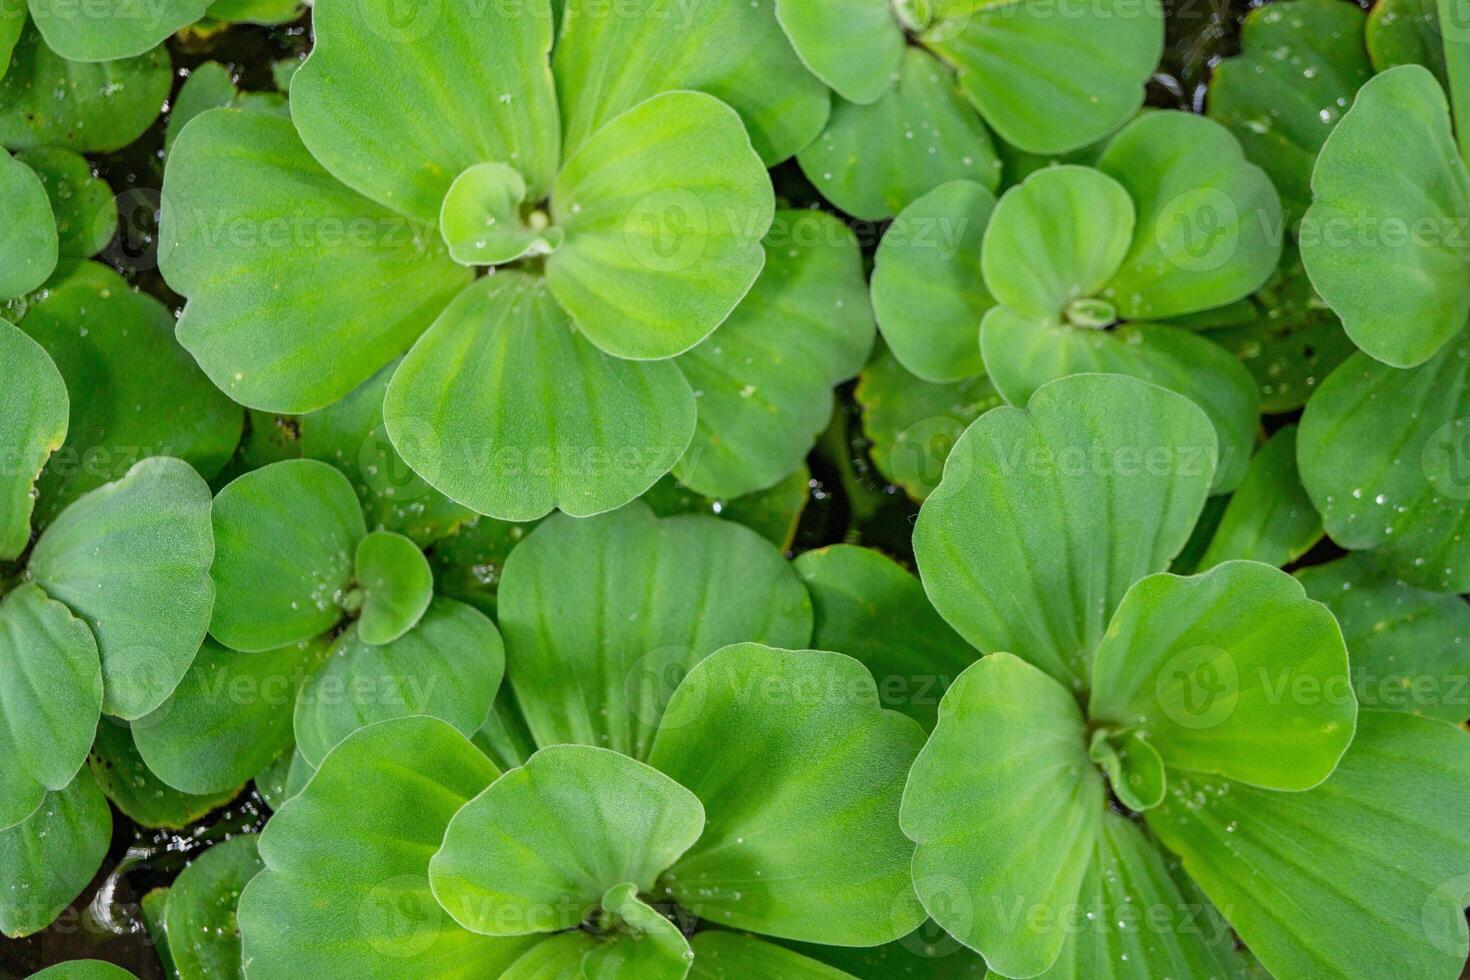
[2,1,1470,979]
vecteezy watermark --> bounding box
[1156,645,1239,730]
[1424,416,1470,502]
[622,188,710,273]
[1158,188,1241,274]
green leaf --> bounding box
[164,834,263,980]
[164,61,287,157]
[1148,709,1470,980]
[774,0,904,105]
[0,583,100,830]
[1206,0,1372,224]
[293,598,503,768]
[21,260,243,522]
[582,882,693,980]
[1298,337,1470,592]
[133,637,330,795]
[0,9,22,81]
[871,179,995,383]
[781,925,987,980]
[797,47,1000,221]
[353,530,433,646]
[1298,554,1470,724]
[1202,243,1355,413]
[795,544,977,732]
[139,887,175,980]
[1198,426,1323,568]
[0,25,172,153]
[208,459,365,653]
[431,745,704,935]
[300,360,474,546]
[253,745,314,813]
[500,934,598,979]
[979,312,1258,493]
[28,0,207,61]
[923,0,1163,154]
[1095,111,1283,321]
[981,165,1134,320]
[0,771,110,938]
[0,148,56,299]
[439,162,562,266]
[159,108,471,413]
[641,468,811,551]
[1088,728,1166,811]
[88,717,239,829]
[238,717,536,977]
[206,0,302,24]
[29,962,139,980]
[0,320,66,559]
[547,90,773,361]
[900,653,1104,977]
[650,644,926,946]
[497,503,811,760]
[674,209,874,497]
[16,148,115,258]
[29,457,215,719]
[382,271,695,521]
[555,0,828,167]
[472,693,538,776]
[1301,65,1470,367]
[855,344,1004,502]
[689,931,856,979]
[1367,0,1447,86]
[290,0,559,223]
[914,373,1216,688]
[1089,562,1355,791]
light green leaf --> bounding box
[0,25,171,153]
[164,834,263,980]
[924,0,1163,154]
[238,717,536,977]
[15,148,115,258]
[88,717,239,829]
[797,47,1000,221]
[291,0,559,223]
[139,888,174,979]
[440,162,562,266]
[28,0,207,62]
[900,653,1104,977]
[0,148,56,299]
[431,745,704,936]
[690,931,856,979]
[497,503,811,760]
[208,459,364,653]
[21,260,242,522]
[981,165,1134,320]
[383,271,695,521]
[1202,243,1355,414]
[1148,710,1470,980]
[164,61,287,157]
[582,882,693,980]
[472,693,538,776]
[871,179,995,383]
[1036,813,1252,980]
[499,933,597,979]
[353,530,433,646]
[855,344,1004,502]
[0,771,110,938]
[1298,337,1470,592]
[0,584,100,830]
[795,544,977,732]
[548,90,773,361]
[1089,562,1355,790]
[0,320,66,560]
[29,457,214,719]
[674,209,874,497]
[1298,554,1470,724]
[300,359,474,546]
[1301,65,1470,367]
[159,108,471,413]
[555,0,827,167]
[0,9,21,81]
[774,0,904,105]
[651,644,926,946]
[253,745,314,814]
[1088,728,1166,812]
[979,312,1257,492]
[293,598,503,768]
[1198,426,1322,568]
[133,637,330,795]
[29,962,139,980]
[206,0,302,24]
[1206,0,1372,224]
[914,374,1217,688]
[1096,111,1283,321]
